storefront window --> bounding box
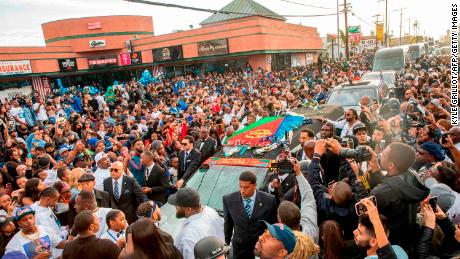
[271,53,291,71]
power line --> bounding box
[124,0,340,18]
[349,11,373,26]
[278,0,335,10]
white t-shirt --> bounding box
[43,170,58,187]
[5,225,62,259]
[95,95,106,111]
[10,107,24,121]
[94,207,112,238]
[30,203,67,240]
[33,103,48,121]
[99,229,125,244]
[94,168,111,191]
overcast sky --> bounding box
[0,0,451,46]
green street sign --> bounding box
[348,26,361,34]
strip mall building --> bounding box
[0,0,323,94]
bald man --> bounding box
[447,127,460,150]
[103,161,147,223]
[302,140,316,161]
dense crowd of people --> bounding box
[0,49,457,259]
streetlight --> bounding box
[378,0,388,47]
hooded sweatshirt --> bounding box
[370,169,429,252]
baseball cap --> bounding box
[15,207,35,222]
[94,152,108,164]
[78,173,95,183]
[0,215,14,230]
[262,221,296,254]
[167,187,200,208]
[2,251,27,259]
[429,99,441,109]
[88,137,99,147]
[59,146,70,155]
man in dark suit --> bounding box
[260,161,296,204]
[67,173,115,227]
[140,150,171,204]
[103,161,147,224]
[194,126,217,164]
[294,129,315,161]
[223,171,277,259]
[176,135,201,189]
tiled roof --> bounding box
[200,0,286,25]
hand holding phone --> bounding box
[355,196,377,216]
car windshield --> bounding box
[187,165,267,212]
[373,56,404,70]
[362,73,395,84]
[327,87,376,107]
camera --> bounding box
[270,141,294,174]
[339,146,372,163]
[441,132,449,144]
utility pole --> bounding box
[391,8,406,46]
[399,9,403,45]
[337,0,340,59]
[343,0,349,61]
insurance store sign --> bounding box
[0,60,32,76]
[88,56,118,68]
[198,39,228,56]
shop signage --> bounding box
[119,52,142,66]
[58,58,78,72]
[376,23,384,41]
[89,39,106,48]
[198,39,228,56]
[0,60,32,76]
[88,56,117,68]
[130,52,142,64]
[153,46,183,61]
[119,53,131,66]
[88,22,102,30]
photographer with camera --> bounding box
[261,152,296,205]
[307,138,366,239]
[368,142,430,254]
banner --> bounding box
[0,60,32,76]
[88,56,117,68]
[89,39,106,48]
[198,39,228,56]
[32,76,51,100]
[130,52,142,64]
[119,53,131,66]
[204,157,272,167]
[153,46,183,61]
[376,23,384,41]
[58,58,77,72]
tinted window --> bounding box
[373,49,405,71]
[327,87,377,107]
